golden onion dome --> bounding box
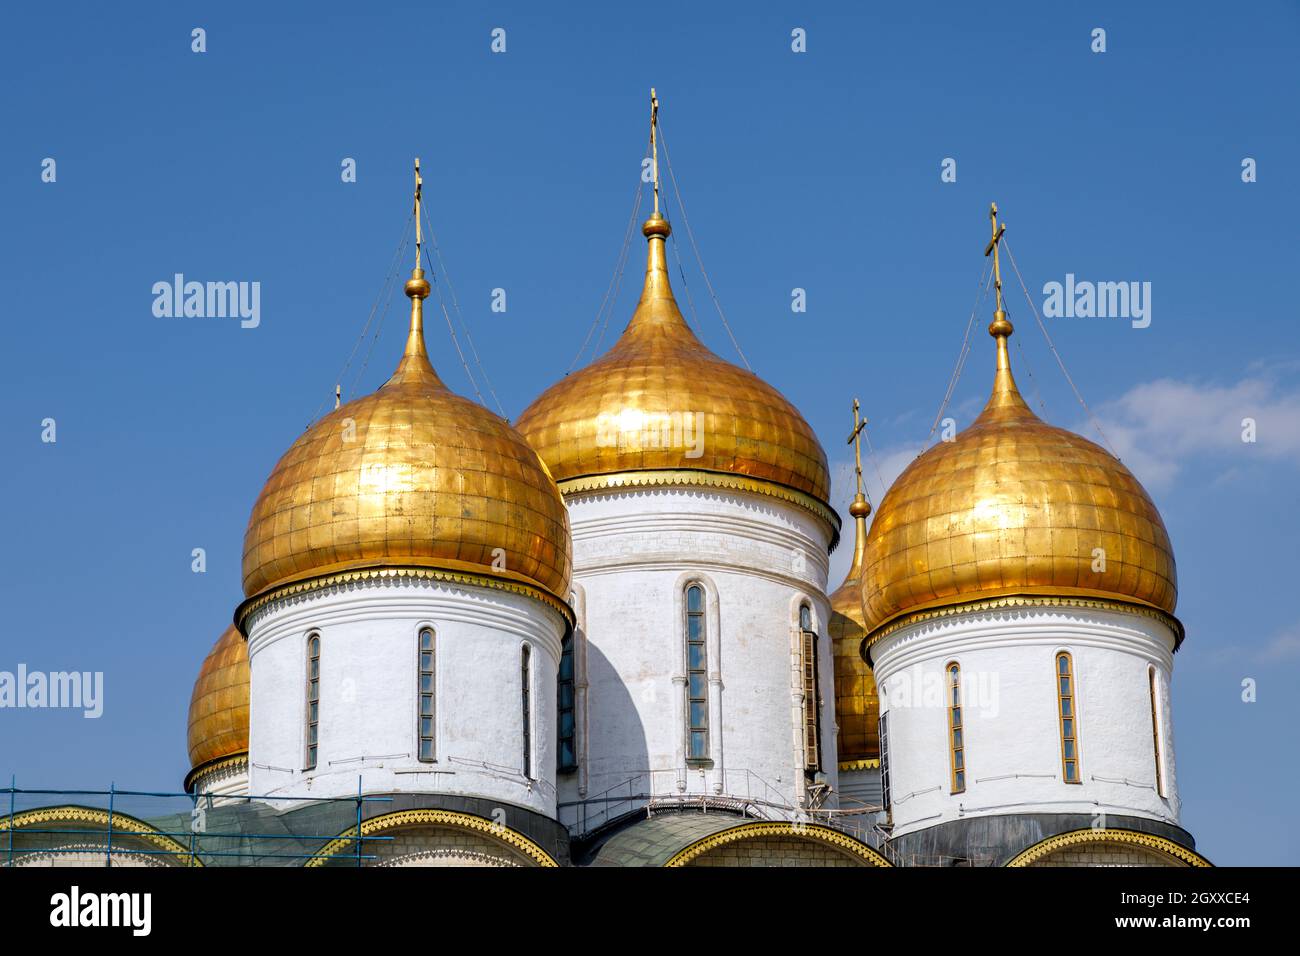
[515,213,834,524]
[830,493,880,765]
[240,264,572,609]
[861,251,1178,643]
[186,624,249,776]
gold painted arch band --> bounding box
[0,806,202,867]
[664,821,891,867]
[305,808,559,868]
[1005,828,1211,867]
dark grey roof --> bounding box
[585,811,757,867]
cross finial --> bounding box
[983,201,1012,338]
[847,397,869,500]
[403,158,431,303]
[650,88,660,215]
[413,158,424,269]
[842,400,873,522]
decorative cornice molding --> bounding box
[12,842,174,868]
[664,821,890,867]
[558,469,841,551]
[575,558,830,596]
[869,604,1176,684]
[306,808,559,868]
[377,847,523,868]
[838,759,881,772]
[237,566,574,634]
[1005,828,1211,867]
[184,753,249,794]
[0,806,201,867]
[864,594,1184,657]
[572,510,828,562]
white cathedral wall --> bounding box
[244,576,566,818]
[557,484,839,825]
[872,604,1180,839]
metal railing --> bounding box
[559,768,798,837]
[558,767,888,845]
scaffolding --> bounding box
[6,772,895,866]
[1,779,394,867]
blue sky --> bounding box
[1,1,1296,864]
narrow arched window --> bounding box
[879,711,892,813]
[947,662,964,793]
[799,603,821,772]
[685,584,709,761]
[418,629,435,762]
[521,645,533,779]
[557,633,576,772]
[1149,665,1165,797]
[305,634,321,771]
[1056,652,1080,783]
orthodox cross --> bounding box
[413,157,424,268]
[847,397,868,498]
[650,88,660,214]
[984,201,1007,318]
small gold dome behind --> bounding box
[186,624,249,771]
[515,215,831,504]
[831,492,880,764]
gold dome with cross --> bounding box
[239,162,573,610]
[860,205,1179,644]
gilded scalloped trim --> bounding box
[838,759,881,772]
[184,752,249,794]
[557,469,842,550]
[664,821,890,867]
[863,593,1185,652]
[0,806,201,866]
[305,808,559,867]
[1005,828,1211,867]
[237,565,574,632]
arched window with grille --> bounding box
[1056,652,1080,783]
[557,632,576,772]
[685,583,709,762]
[305,633,321,771]
[799,603,822,772]
[1149,665,1165,797]
[521,644,533,779]
[417,629,435,762]
[947,661,964,793]
[879,711,892,813]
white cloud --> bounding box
[1260,625,1300,663]
[1083,370,1300,489]
[1184,621,1300,670]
